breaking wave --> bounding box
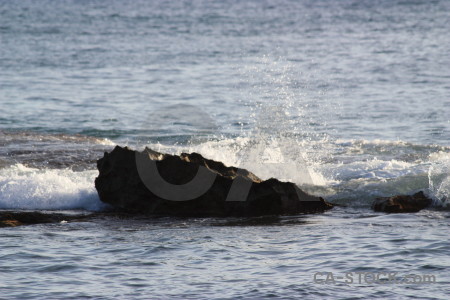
[0,164,106,211]
[0,130,448,210]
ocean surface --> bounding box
[1,0,449,298]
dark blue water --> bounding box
[0,0,449,298]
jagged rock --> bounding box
[94,146,333,217]
[372,191,432,213]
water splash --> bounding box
[234,55,332,186]
[428,151,450,207]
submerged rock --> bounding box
[0,211,140,227]
[95,146,333,217]
[0,211,75,227]
[372,191,432,213]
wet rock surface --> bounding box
[0,211,82,227]
[372,191,432,213]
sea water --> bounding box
[0,0,449,298]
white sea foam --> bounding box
[0,164,106,211]
[324,158,427,181]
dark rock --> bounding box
[372,191,432,213]
[95,146,333,217]
[0,211,76,227]
[0,211,139,227]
